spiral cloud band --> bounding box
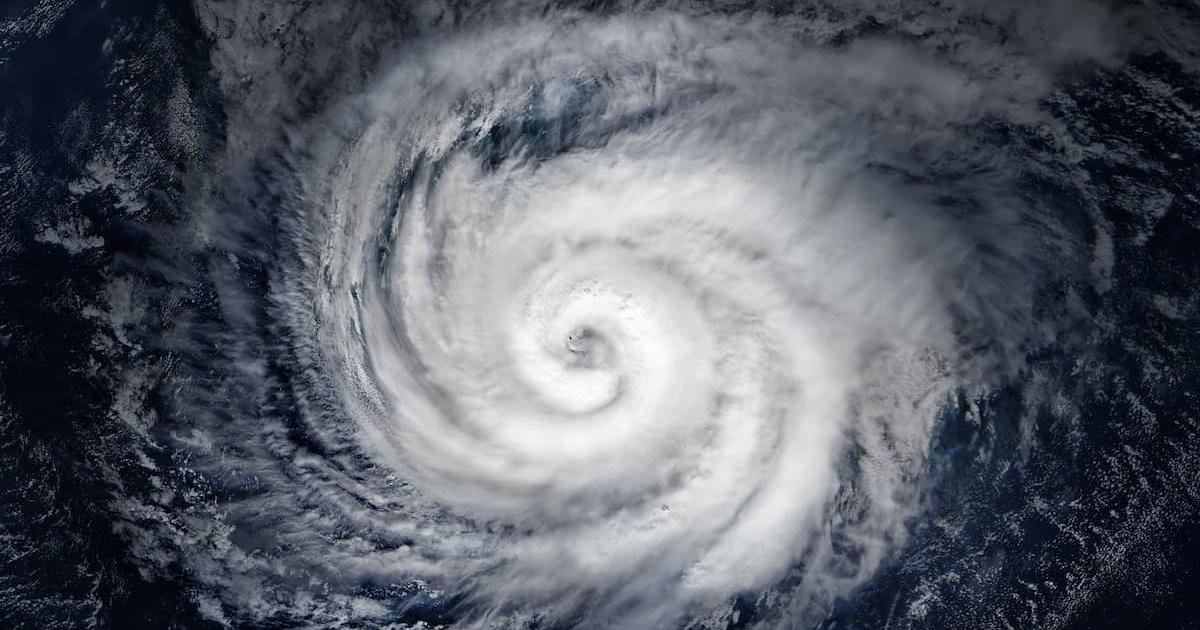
[124,2,1126,627]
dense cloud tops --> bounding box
[98,1,1149,627]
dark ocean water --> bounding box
[2,1,1199,629]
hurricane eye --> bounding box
[566,326,594,353]
[565,326,601,363]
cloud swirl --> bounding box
[130,2,1127,627]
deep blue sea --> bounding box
[2,1,1199,628]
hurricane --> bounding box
[3,1,1200,629]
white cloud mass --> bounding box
[114,0,1155,627]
